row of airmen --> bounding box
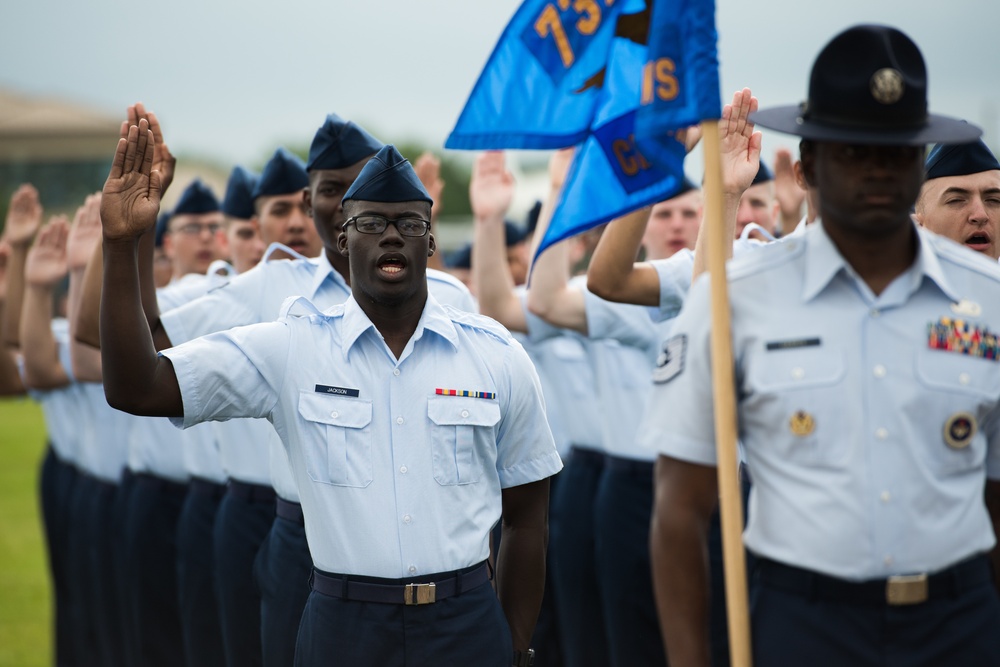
[3,24,1000,667]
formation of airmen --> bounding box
[1,23,1000,667]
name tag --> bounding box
[765,338,821,352]
[315,385,360,397]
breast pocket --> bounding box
[743,347,849,469]
[297,393,373,488]
[914,350,1000,475]
[427,396,501,486]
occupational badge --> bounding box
[789,410,815,437]
[943,412,976,450]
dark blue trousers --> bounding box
[84,477,122,667]
[123,472,188,667]
[294,568,511,666]
[214,481,275,667]
[594,456,667,667]
[110,470,137,666]
[39,447,76,667]
[751,558,1000,666]
[255,506,313,667]
[67,473,99,666]
[548,447,610,667]
[529,472,563,667]
[177,479,227,667]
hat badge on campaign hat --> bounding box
[751,24,982,146]
[342,144,432,205]
[306,113,384,172]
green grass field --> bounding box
[0,397,51,667]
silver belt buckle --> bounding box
[885,574,928,605]
[404,582,436,605]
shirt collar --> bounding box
[308,251,350,298]
[801,219,959,303]
[340,292,459,358]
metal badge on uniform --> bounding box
[789,410,815,437]
[927,316,1000,361]
[943,412,976,450]
[435,388,496,399]
[315,384,360,397]
[951,299,982,317]
[652,335,686,385]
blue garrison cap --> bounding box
[925,139,1000,180]
[253,148,309,200]
[446,243,472,270]
[342,144,432,205]
[751,160,773,186]
[504,220,526,246]
[173,179,220,215]
[154,211,170,248]
[524,200,543,236]
[222,166,259,219]
[307,114,383,171]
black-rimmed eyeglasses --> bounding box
[343,215,431,237]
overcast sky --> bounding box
[2,0,997,174]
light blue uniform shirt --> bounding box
[77,383,131,483]
[643,221,1000,579]
[160,249,477,500]
[162,294,562,577]
[126,276,225,483]
[28,319,84,465]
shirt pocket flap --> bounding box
[427,396,501,427]
[749,347,845,391]
[916,350,1000,398]
[298,393,373,429]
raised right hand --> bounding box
[101,118,162,243]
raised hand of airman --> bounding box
[25,216,69,287]
[5,184,44,248]
[718,87,761,197]
[67,193,103,272]
[470,151,514,222]
[101,118,162,243]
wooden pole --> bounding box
[699,118,753,667]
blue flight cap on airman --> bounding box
[446,243,473,270]
[173,179,220,215]
[925,139,1000,180]
[306,114,384,171]
[342,144,432,205]
[252,148,309,200]
[751,160,773,186]
[154,210,171,248]
[222,166,259,219]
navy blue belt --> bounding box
[757,555,993,606]
[275,497,304,525]
[227,479,276,503]
[603,454,654,477]
[133,472,189,498]
[568,446,606,466]
[311,561,490,606]
[190,477,228,500]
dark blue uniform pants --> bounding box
[255,502,313,667]
[548,447,609,667]
[84,477,122,667]
[294,567,511,666]
[39,447,76,667]
[177,478,227,667]
[124,472,188,667]
[111,470,137,665]
[751,557,1000,666]
[67,472,99,666]
[214,481,275,667]
[594,455,667,667]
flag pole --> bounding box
[700,119,753,667]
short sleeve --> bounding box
[650,250,693,323]
[637,273,719,466]
[160,267,269,345]
[161,320,291,430]
[494,340,563,487]
[584,289,659,353]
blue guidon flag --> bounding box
[446,0,721,259]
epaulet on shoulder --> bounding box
[726,236,804,281]
[427,268,464,288]
[925,231,1000,282]
[263,242,310,263]
[444,306,514,345]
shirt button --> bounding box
[403,514,411,524]
[393,368,400,376]
[875,428,888,440]
[461,410,470,418]
[880,491,891,503]
[791,367,805,380]
[870,309,880,318]
[408,565,417,574]
[396,417,404,425]
[330,411,339,419]
[959,373,971,385]
[399,465,408,474]
[873,365,887,378]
